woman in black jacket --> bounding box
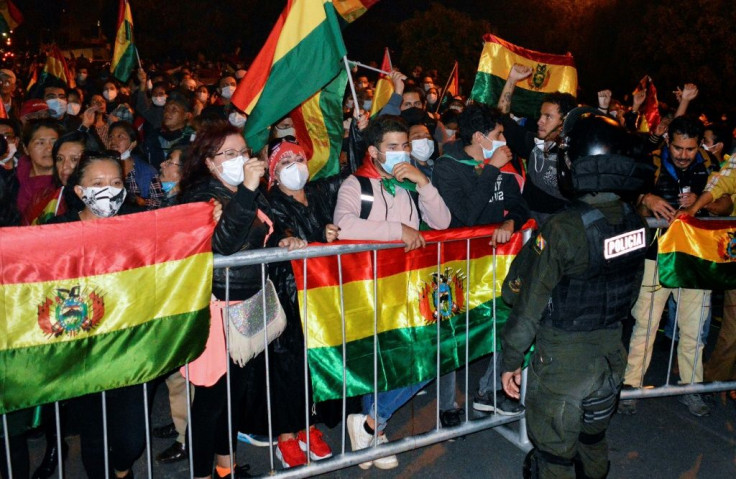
[178,124,305,479]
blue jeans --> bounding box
[362,380,430,432]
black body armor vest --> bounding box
[542,201,647,332]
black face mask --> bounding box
[400,107,427,126]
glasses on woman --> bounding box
[214,147,250,160]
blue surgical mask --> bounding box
[380,150,409,174]
[161,181,177,193]
[482,135,506,160]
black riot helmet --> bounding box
[558,107,653,198]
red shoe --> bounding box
[275,438,307,468]
[297,427,333,460]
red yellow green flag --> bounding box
[290,70,348,180]
[332,0,380,24]
[470,34,577,119]
[369,47,393,118]
[658,216,736,290]
[292,224,530,402]
[111,0,136,83]
[0,0,22,34]
[0,203,215,414]
[42,44,76,89]
[232,0,348,153]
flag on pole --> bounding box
[41,45,76,89]
[636,75,660,133]
[470,34,577,119]
[292,223,532,402]
[290,70,348,180]
[447,61,459,97]
[369,47,393,117]
[0,0,22,34]
[232,0,348,153]
[657,215,736,290]
[332,0,381,24]
[0,203,215,414]
[111,0,137,83]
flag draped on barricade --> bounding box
[290,70,348,180]
[292,224,530,402]
[470,34,577,119]
[232,0,348,153]
[111,0,137,83]
[369,47,393,117]
[0,203,215,414]
[658,216,736,290]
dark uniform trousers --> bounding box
[526,325,625,479]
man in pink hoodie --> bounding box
[333,115,451,470]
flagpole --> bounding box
[436,61,457,114]
[135,46,143,70]
[343,56,361,119]
[348,59,391,77]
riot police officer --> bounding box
[500,108,653,478]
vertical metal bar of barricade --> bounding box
[372,249,378,446]
[2,414,12,479]
[143,383,152,478]
[55,401,63,479]
[639,259,660,388]
[224,268,235,474]
[517,227,534,446]
[666,288,682,387]
[465,239,471,423]
[261,264,276,471]
[337,254,347,455]
[435,242,442,430]
[102,391,110,479]
[492,245,498,414]
[690,290,709,384]
[302,257,311,464]
[185,363,194,479]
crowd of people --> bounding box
[1,52,735,479]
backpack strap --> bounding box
[356,176,374,220]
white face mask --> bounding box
[444,128,456,138]
[380,150,409,174]
[274,126,295,139]
[278,162,309,190]
[220,85,235,99]
[426,94,438,104]
[79,186,127,218]
[152,95,167,107]
[217,155,246,186]
[482,136,506,160]
[411,138,434,162]
[102,89,118,102]
[197,92,208,103]
[46,99,67,119]
[120,148,132,160]
[229,111,247,128]
[1,143,16,164]
[67,102,81,116]
[77,73,88,82]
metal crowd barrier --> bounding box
[4,216,736,478]
[620,216,736,402]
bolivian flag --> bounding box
[292,225,529,402]
[369,47,393,117]
[111,0,136,83]
[232,0,347,153]
[0,203,215,414]
[0,0,23,34]
[658,216,736,290]
[291,69,348,180]
[332,0,381,25]
[470,34,577,119]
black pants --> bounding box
[0,433,29,479]
[189,361,251,477]
[68,384,147,477]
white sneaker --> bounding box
[347,413,373,469]
[373,433,398,470]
